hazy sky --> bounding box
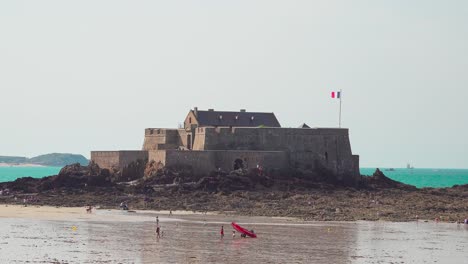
[1,1,467,168]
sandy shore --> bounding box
[0,205,466,263]
[0,163,45,167]
[0,204,218,222]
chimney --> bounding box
[194,107,198,117]
[208,109,214,111]
[240,109,246,112]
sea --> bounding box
[0,166,62,183]
[0,167,467,188]
[360,168,468,188]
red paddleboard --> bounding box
[231,222,257,238]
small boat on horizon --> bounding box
[406,163,414,169]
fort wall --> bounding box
[91,151,148,170]
[195,127,349,151]
[90,151,120,169]
[94,121,360,179]
[190,127,358,178]
[148,150,288,175]
[143,129,180,150]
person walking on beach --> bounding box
[220,225,224,238]
[156,216,159,226]
[232,231,236,238]
[156,226,161,239]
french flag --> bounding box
[331,91,341,99]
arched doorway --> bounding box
[233,158,244,170]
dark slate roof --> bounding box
[298,123,311,128]
[194,110,281,127]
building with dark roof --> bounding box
[184,108,281,130]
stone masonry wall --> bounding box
[212,150,288,172]
[148,150,288,176]
[143,129,180,150]
[94,126,359,179]
[91,151,148,170]
[196,127,349,151]
[148,150,167,165]
[192,127,358,178]
[118,151,148,167]
[90,151,120,169]
[165,150,214,174]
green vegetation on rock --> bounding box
[0,156,28,164]
[0,153,89,166]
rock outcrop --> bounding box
[361,168,417,190]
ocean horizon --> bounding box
[360,167,468,188]
[0,166,467,188]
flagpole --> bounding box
[339,89,342,128]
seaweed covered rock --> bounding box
[143,163,199,184]
[37,162,113,191]
[2,177,41,193]
[363,168,417,190]
[58,162,101,177]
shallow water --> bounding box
[0,212,467,263]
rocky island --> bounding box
[0,162,466,222]
[0,153,88,167]
[1,108,466,222]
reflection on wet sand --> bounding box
[138,218,358,264]
[0,209,467,263]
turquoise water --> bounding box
[360,168,468,188]
[0,166,62,183]
[1,167,467,188]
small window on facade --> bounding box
[189,117,192,123]
[219,115,223,120]
[251,116,255,121]
[235,115,238,120]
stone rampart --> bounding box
[195,127,349,151]
[190,127,358,178]
[90,151,120,169]
[142,129,180,150]
[94,124,359,179]
[148,150,288,175]
[91,151,148,170]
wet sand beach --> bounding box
[0,206,467,263]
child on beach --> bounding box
[156,226,161,238]
[232,231,235,238]
[220,226,224,238]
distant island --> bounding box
[0,153,89,167]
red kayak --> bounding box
[231,222,257,238]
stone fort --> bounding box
[91,108,360,180]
